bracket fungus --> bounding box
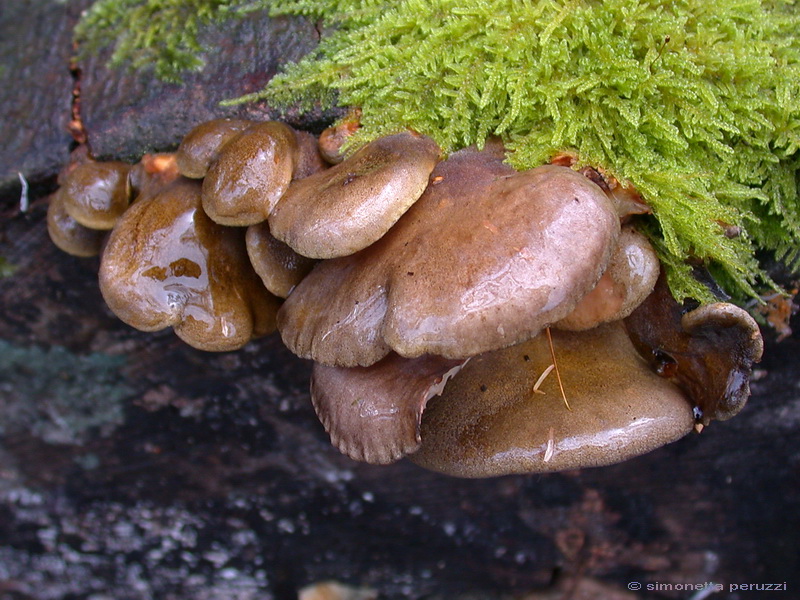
[61,161,133,230]
[99,179,280,351]
[411,322,695,477]
[46,116,768,478]
[278,147,620,367]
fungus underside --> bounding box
[77,0,800,304]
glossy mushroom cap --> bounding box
[175,118,253,179]
[47,189,106,257]
[278,148,620,367]
[312,353,466,464]
[625,276,764,423]
[555,225,660,331]
[245,221,318,298]
[61,161,132,230]
[201,121,299,226]
[410,322,695,477]
[269,132,441,259]
[99,179,281,351]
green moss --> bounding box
[75,0,245,81]
[77,0,800,303]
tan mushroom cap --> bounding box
[625,276,764,423]
[278,148,620,367]
[311,353,466,464]
[410,322,695,478]
[268,132,441,259]
[245,221,318,298]
[47,189,106,257]
[555,225,659,331]
[201,121,298,226]
[99,179,281,351]
[175,118,253,179]
[61,161,132,230]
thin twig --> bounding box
[545,327,570,410]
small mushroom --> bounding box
[625,276,764,422]
[410,322,695,477]
[99,179,280,351]
[555,225,660,331]
[268,132,441,259]
[278,147,620,367]
[311,353,466,464]
[47,189,106,257]
[245,221,318,298]
[318,108,362,165]
[175,118,253,179]
[201,121,299,226]
[61,161,132,230]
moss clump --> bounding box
[75,0,242,81]
[77,0,800,303]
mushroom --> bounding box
[318,108,362,165]
[201,121,300,226]
[267,131,441,259]
[624,275,764,423]
[99,179,281,351]
[409,322,695,477]
[175,118,253,179]
[555,225,660,331]
[277,146,621,367]
[47,189,106,257]
[60,161,132,230]
[245,221,318,298]
[311,353,466,464]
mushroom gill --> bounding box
[277,146,621,367]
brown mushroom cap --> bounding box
[555,225,660,331]
[311,353,466,464]
[410,322,695,477]
[99,179,280,351]
[61,161,132,230]
[268,132,441,259]
[624,275,764,423]
[245,221,318,298]
[47,189,106,257]
[175,118,253,179]
[278,148,620,367]
[201,121,298,226]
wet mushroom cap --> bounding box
[47,189,106,257]
[245,221,318,298]
[268,132,441,259]
[624,276,764,423]
[99,179,281,351]
[555,225,660,331]
[201,121,298,226]
[410,322,695,477]
[175,118,253,179]
[61,161,132,230]
[278,148,620,367]
[311,353,466,464]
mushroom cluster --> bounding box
[48,117,764,477]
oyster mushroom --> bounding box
[278,147,620,367]
[201,121,300,226]
[555,225,660,331]
[268,131,441,259]
[625,276,764,423]
[175,118,253,179]
[312,353,466,464]
[47,189,106,257]
[245,221,318,298]
[61,161,132,230]
[410,322,695,477]
[99,179,280,351]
